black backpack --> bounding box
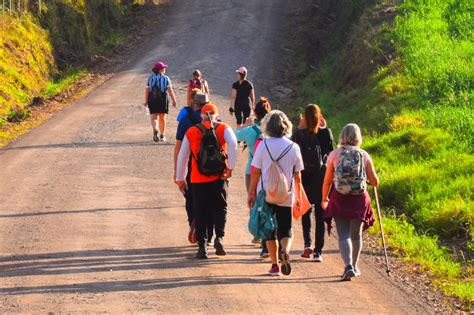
[298,130,323,174]
[148,77,166,106]
[194,123,226,176]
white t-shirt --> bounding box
[251,137,304,207]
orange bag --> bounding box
[293,186,312,220]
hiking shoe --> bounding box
[300,247,313,258]
[354,267,361,277]
[341,265,356,281]
[196,247,208,259]
[268,264,280,276]
[313,252,323,262]
[159,135,166,142]
[280,252,292,276]
[260,247,270,259]
[214,237,226,256]
[153,130,159,142]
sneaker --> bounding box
[214,237,226,256]
[207,239,214,246]
[280,252,292,276]
[354,267,361,276]
[153,130,159,142]
[160,135,166,142]
[300,247,313,258]
[341,265,356,281]
[268,264,280,276]
[188,221,197,244]
[196,247,208,259]
[313,252,323,262]
[251,237,261,244]
[260,247,270,258]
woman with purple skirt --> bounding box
[321,123,380,281]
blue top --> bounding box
[234,123,262,174]
[147,74,171,93]
[176,107,202,141]
[176,107,189,122]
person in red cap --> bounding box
[144,61,177,142]
[230,66,255,127]
[176,104,238,259]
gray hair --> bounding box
[339,123,362,147]
[261,110,293,138]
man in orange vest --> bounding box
[176,104,238,259]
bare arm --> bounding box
[247,168,262,208]
[230,88,237,111]
[294,171,302,208]
[205,81,210,98]
[250,88,255,110]
[167,85,177,107]
[366,158,380,187]
[321,162,335,210]
[145,87,150,106]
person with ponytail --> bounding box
[291,104,334,262]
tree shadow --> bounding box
[0,206,180,219]
[0,141,174,152]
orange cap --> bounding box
[201,103,218,115]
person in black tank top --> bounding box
[230,66,255,126]
[291,104,334,262]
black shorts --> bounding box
[148,98,169,114]
[266,204,293,241]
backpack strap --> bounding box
[263,140,293,162]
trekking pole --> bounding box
[373,186,391,276]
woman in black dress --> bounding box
[292,104,334,262]
[229,66,255,127]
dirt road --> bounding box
[0,0,433,313]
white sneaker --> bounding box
[354,267,361,276]
[160,135,166,142]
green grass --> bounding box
[293,0,473,305]
[44,69,88,98]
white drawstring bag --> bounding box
[263,140,294,204]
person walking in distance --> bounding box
[321,123,380,281]
[177,88,202,122]
[144,61,177,142]
[176,104,238,259]
[235,97,271,258]
[174,92,208,244]
[248,110,304,276]
[230,66,255,127]
[291,104,334,262]
[186,70,210,106]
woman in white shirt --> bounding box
[247,110,304,276]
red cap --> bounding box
[201,104,218,115]
[154,61,168,69]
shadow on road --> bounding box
[0,206,181,219]
[0,141,175,151]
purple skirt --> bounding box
[324,189,375,235]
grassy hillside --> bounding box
[292,0,473,304]
[0,0,151,139]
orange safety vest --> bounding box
[185,121,228,183]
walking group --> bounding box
[144,61,380,281]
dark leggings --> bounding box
[234,103,251,125]
[266,204,292,241]
[301,206,326,253]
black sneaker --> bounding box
[313,251,323,262]
[260,247,270,258]
[153,130,159,142]
[341,265,356,281]
[280,252,292,276]
[196,247,208,259]
[214,237,226,256]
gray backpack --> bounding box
[334,147,367,195]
